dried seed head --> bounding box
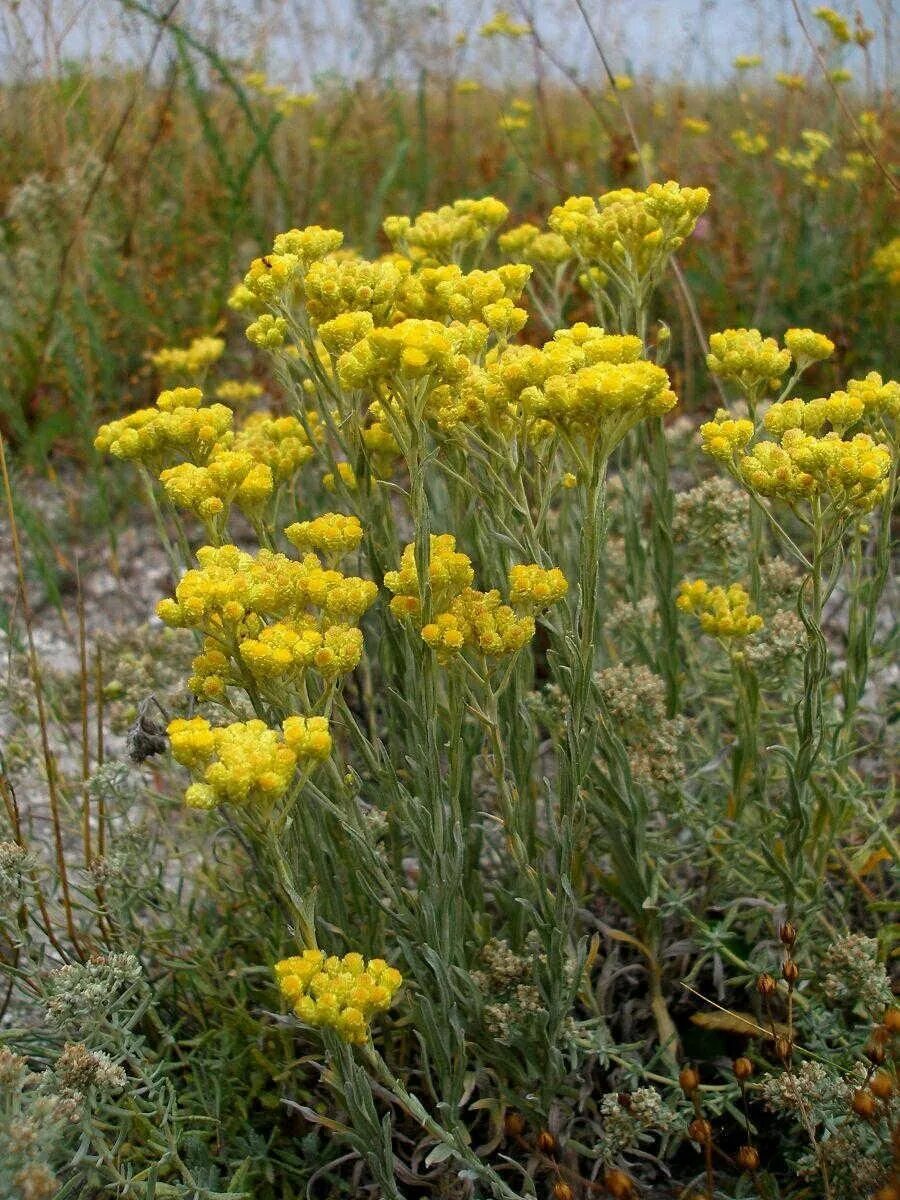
[736,1144,760,1171]
[779,921,797,947]
[678,1065,701,1094]
[865,1038,886,1065]
[851,1089,877,1119]
[883,1006,900,1034]
[756,972,777,997]
[872,1185,899,1200]
[688,1117,712,1144]
[773,1036,792,1062]
[732,1056,753,1081]
[782,959,800,985]
[504,1111,525,1138]
[603,1168,634,1198]
[536,1129,558,1156]
[552,1182,574,1200]
[869,1069,894,1100]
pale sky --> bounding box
[1,0,893,85]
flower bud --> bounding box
[603,1168,634,1198]
[504,1111,525,1138]
[688,1117,712,1144]
[536,1129,558,1156]
[732,1056,753,1081]
[782,959,800,985]
[552,1182,574,1200]
[679,1066,701,1094]
[736,1145,760,1171]
[870,1069,893,1100]
[883,1006,900,1034]
[851,1089,877,1119]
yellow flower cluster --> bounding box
[167,715,329,810]
[303,256,411,323]
[156,544,377,697]
[231,412,319,483]
[699,411,755,462]
[385,536,566,665]
[872,237,900,288]
[274,951,402,1045]
[548,182,710,281]
[706,329,791,396]
[398,263,531,327]
[150,336,225,377]
[336,319,473,392]
[783,328,835,367]
[98,391,317,532]
[159,451,273,524]
[507,564,569,610]
[285,513,364,560]
[235,226,345,310]
[383,197,509,264]
[498,223,572,267]
[677,580,763,639]
[682,117,711,135]
[94,387,232,466]
[738,430,891,513]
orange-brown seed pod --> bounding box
[536,1129,558,1156]
[736,1145,760,1171]
[782,959,800,985]
[679,1065,700,1094]
[757,972,776,997]
[552,1182,574,1200]
[603,1168,634,1198]
[872,1185,899,1200]
[870,1070,894,1100]
[733,1056,753,1081]
[883,1006,900,1033]
[688,1117,712,1144]
[851,1089,877,1119]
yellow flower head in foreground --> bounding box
[167,716,328,810]
[783,328,835,368]
[94,388,232,467]
[707,328,791,397]
[150,336,225,377]
[498,223,572,267]
[274,950,402,1045]
[383,197,509,264]
[699,411,755,462]
[387,538,566,665]
[337,319,471,392]
[677,580,763,639]
[285,513,364,560]
[549,182,709,281]
[384,534,475,622]
[303,256,411,324]
[738,429,891,514]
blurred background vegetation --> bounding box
[0,0,896,553]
